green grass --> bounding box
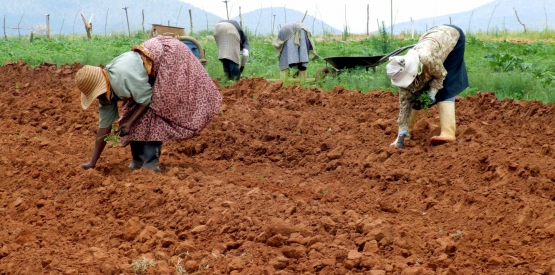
[1,29,555,103]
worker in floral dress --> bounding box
[386,24,469,148]
[75,36,222,172]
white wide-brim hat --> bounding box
[386,49,420,88]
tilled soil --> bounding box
[2,61,555,275]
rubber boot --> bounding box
[280,69,289,81]
[129,141,145,170]
[390,109,419,147]
[298,70,307,82]
[430,101,456,145]
[142,141,162,173]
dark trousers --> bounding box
[288,63,307,71]
[220,58,240,80]
[129,141,163,172]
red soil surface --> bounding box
[2,61,555,275]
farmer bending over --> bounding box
[75,36,222,172]
[273,22,319,82]
[213,20,250,81]
[387,24,469,148]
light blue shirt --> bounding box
[98,51,153,128]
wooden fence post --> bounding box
[4,15,7,39]
[73,10,79,36]
[105,9,109,36]
[176,6,182,27]
[255,4,262,36]
[122,7,130,37]
[59,13,66,36]
[239,7,242,29]
[366,4,369,36]
[17,14,23,38]
[487,3,500,34]
[189,9,193,35]
[411,17,414,39]
[80,13,93,39]
[46,14,50,38]
[467,10,473,34]
[514,7,527,32]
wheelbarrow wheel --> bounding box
[315,67,333,81]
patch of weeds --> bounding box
[450,230,464,241]
[229,166,236,172]
[533,70,555,86]
[294,129,301,135]
[176,252,210,275]
[322,188,330,195]
[99,125,120,147]
[130,257,155,274]
[485,53,531,72]
[175,252,188,275]
[252,93,257,100]
[259,174,265,180]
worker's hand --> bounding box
[119,122,132,136]
[240,66,244,73]
[428,92,436,104]
[80,161,96,170]
[429,88,438,103]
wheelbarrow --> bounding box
[315,44,415,81]
[148,24,207,66]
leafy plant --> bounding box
[485,53,531,72]
[533,70,555,85]
[99,125,121,147]
[378,21,390,54]
[418,92,433,112]
[130,257,155,274]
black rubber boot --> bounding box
[129,141,145,170]
[142,141,162,173]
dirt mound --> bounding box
[2,61,555,274]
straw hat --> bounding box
[386,49,420,88]
[75,65,108,110]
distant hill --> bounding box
[0,0,340,36]
[229,7,341,36]
[1,0,551,37]
[392,0,555,35]
[0,0,222,36]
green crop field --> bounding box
[2,28,555,103]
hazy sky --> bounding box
[185,0,495,33]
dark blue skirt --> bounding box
[434,24,469,103]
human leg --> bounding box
[142,141,163,172]
[390,109,419,146]
[430,100,456,145]
[129,141,145,169]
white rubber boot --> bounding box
[430,101,456,145]
[298,70,307,82]
[280,69,289,81]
